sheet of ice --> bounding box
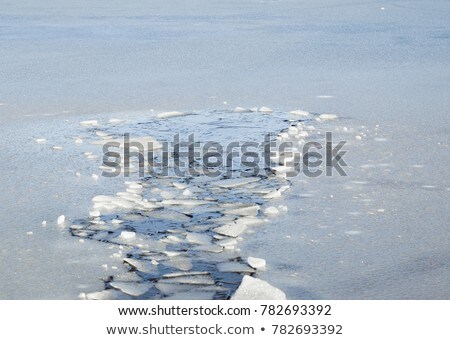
[1,0,449,300]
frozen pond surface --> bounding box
[243,122,450,299]
[0,0,449,298]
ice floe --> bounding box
[233,107,250,113]
[289,109,310,116]
[157,111,187,118]
[109,281,152,297]
[211,177,260,188]
[186,233,213,245]
[108,118,125,124]
[264,206,280,216]
[120,231,136,239]
[217,262,255,273]
[57,215,65,225]
[247,256,266,270]
[232,276,286,300]
[259,106,273,113]
[213,223,247,238]
[79,120,98,127]
[319,113,338,120]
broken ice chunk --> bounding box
[233,107,250,113]
[259,107,273,113]
[85,289,127,300]
[211,177,260,188]
[108,118,125,124]
[123,258,158,274]
[247,256,266,270]
[213,223,247,238]
[217,262,255,273]
[235,216,265,227]
[163,271,209,278]
[319,114,338,120]
[163,257,193,271]
[89,210,101,217]
[157,111,187,118]
[166,291,216,300]
[264,190,282,199]
[120,231,136,240]
[110,281,152,297]
[57,215,65,225]
[232,276,286,300]
[159,275,215,285]
[264,206,280,216]
[194,245,223,253]
[79,120,98,126]
[162,199,209,206]
[172,182,189,190]
[215,238,238,248]
[186,233,213,245]
[289,109,310,117]
[223,205,260,217]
